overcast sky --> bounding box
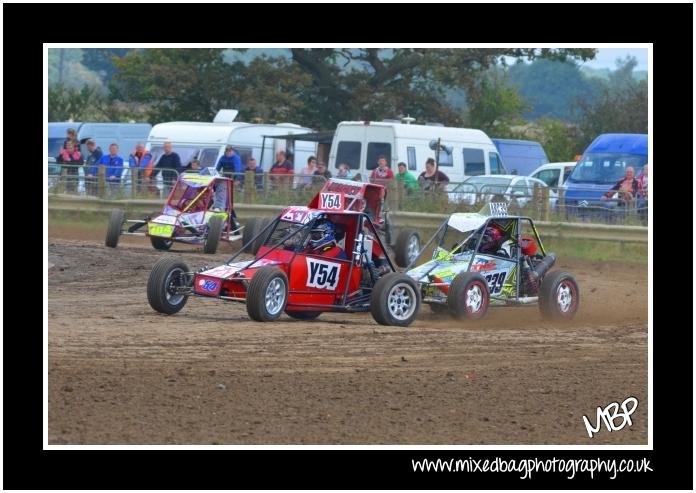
[581,48,648,70]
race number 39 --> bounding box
[306,258,341,290]
[319,192,344,210]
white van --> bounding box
[327,119,506,184]
[145,110,317,172]
[529,161,577,189]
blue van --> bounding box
[48,122,152,184]
[48,122,152,160]
[563,134,648,215]
[491,138,549,176]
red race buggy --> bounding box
[146,184,422,327]
[241,179,421,264]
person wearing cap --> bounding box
[83,139,103,196]
[216,146,242,177]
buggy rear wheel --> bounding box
[370,273,421,327]
[150,236,173,251]
[246,267,288,322]
[539,271,579,320]
[447,272,489,320]
[242,217,272,254]
[105,209,124,248]
[147,257,190,314]
[203,215,223,254]
[393,229,421,267]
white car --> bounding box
[529,161,577,188]
[529,162,577,208]
[449,174,549,207]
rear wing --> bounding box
[307,179,386,223]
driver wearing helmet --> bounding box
[476,222,513,258]
[305,219,348,260]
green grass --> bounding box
[541,237,647,263]
[48,213,648,264]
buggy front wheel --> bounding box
[150,236,173,251]
[147,257,191,314]
[246,267,288,322]
[105,209,124,248]
[447,272,489,320]
[370,273,421,327]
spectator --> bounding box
[238,157,264,191]
[63,128,79,151]
[637,163,648,224]
[313,161,332,184]
[601,166,640,207]
[637,163,648,199]
[83,139,103,196]
[155,141,182,196]
[395,162,418,192]
[216,146,242,177]
[56,140,82,193]
[336,163,353,180]
[269,150,293,188]
[90,143,124,196]
[370,155,394,181]
[128,142,152,194]
[183,158,201,173]
[418,158,450,192]
[296,155,317,189]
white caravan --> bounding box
[145,110,317,172]
[327,118,506,184]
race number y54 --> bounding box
[306,258,341,290]
[319,192,344,211]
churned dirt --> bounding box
[48,226,648,445]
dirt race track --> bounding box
[48,227,648,445]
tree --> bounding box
[465,69,529,136]
[81,48,131,82]
[109,48,596,129]
[287,48,596,129]
[577,57,648,137]
[111,49,308,124]
[536,119,586,162]
[507,59,603,121]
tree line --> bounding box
[48,48,647,162]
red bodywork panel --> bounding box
[308,179,387,227]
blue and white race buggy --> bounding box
[405,203,579,320]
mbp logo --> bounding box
[582,396,638,438]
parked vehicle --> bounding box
[48,121,152,190]
[491,138,549,177]
[529,162,577,188]
[145,109,317,172]
[563,134,648,217]
[48,121,152,161]
[327,117,506,183]
[449,174,548,207]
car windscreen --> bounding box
[567,153,647,185]
[460,176,512,194]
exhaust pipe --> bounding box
[523,253,556,294]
